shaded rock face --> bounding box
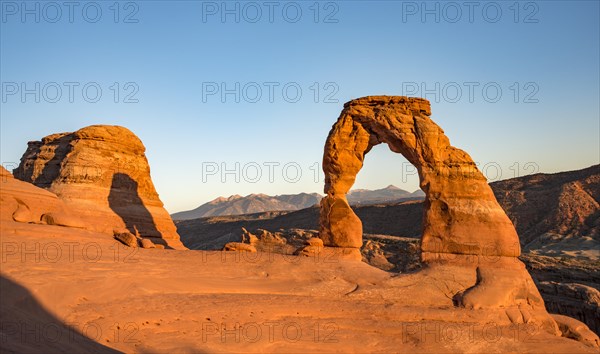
[114,231,139,248]
[320,96,520,259]
[552,314,600,348]
[492,164,600,244]
[13,125,184,249]
[541,282,600,335]
[523,251,600,335]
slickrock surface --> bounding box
[0,166,83,228]
[13,125,184,249]
[1,225,595,353]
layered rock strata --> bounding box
[13,125,184,249]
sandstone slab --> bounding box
[0,166,82,228]
[552,314,600,348]
[114,231,138,248]
[140,238,156,249]
[223,242,257,252]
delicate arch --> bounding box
[319,96,520,259]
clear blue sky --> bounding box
[1,0,599,213]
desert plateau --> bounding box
[1,2,599,353]
[2,96,599,353]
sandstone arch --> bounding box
[319,96,520,260]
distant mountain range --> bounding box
[347,185,424,205]
[176,164,600,247]
[171,185,424,220]
[171,193,321,220]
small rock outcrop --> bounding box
[0,166,83,228]
[552,314,600,348]
[537,281,600,335]
[306,237,323,247]
[223,242,257,252]
[294,236,325,257]
[140,238,156,249]
[13,125,184,249]
[114,230,139,248]
[241,227,260,245]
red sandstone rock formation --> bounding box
[0,166,83,228]
[320,96,520,259]
[318,96,550,315]
[13,125,185,249]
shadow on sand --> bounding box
[0,275,121,353]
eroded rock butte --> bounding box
[13,125,185,249]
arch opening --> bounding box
[347,144,424,239]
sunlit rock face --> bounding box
[319,96,553,316]
[13,125,185,249]
[0,166,84,228]
[320,96,520,258]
